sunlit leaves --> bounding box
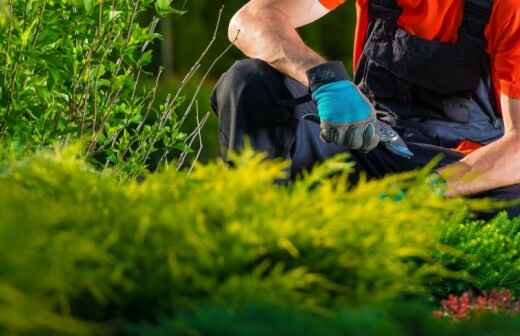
[0,0,184,175]
[83,0,94,13]
[155,0,187,16]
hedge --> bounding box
[0,145,518,335]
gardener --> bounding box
[211,0,520,217]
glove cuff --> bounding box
[306,61,351,92]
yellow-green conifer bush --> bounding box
[0,145,488,335]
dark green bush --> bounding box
[434,213,520,297]
[129,301,520,336]
[0,146,518,335]
[154,76,218,162]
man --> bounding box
[211,0,520,217]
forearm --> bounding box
[228,2,326,86]
[440,96,520,196]
[440,134,520,196]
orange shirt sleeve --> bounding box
[486,0,520,99]
[319,0,346,11]
[353,0,369,70]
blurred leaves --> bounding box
[0,144,501,335]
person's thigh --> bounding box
[211,59,297,160]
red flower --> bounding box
[434,289,520,320]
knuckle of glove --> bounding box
[345,127,364,150]
[320,124,337,144]
[344,122,380,152]
[360,122,380,152]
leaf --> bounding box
[83,0,94,13]
[109,10,121,21]
[155,0,171,13]
[155,0,187,16]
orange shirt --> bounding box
[319,0,520,101]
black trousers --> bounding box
[211,59,520,218]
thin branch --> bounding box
[177,31,237,128]
[177,103,210,171]
[188,112,208,174]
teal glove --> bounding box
[307,62,379,152]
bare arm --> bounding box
[440,95,520,196]
[228,0,333,86]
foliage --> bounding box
[0,0,193,175]
[434,213,520,297]
[129,301,520,336]
[153,76,218,162]
[434,290,520,320]
[0,145,478,335]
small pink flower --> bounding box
[434,289,520,320]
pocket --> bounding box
[442,97,471,124]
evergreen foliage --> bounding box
[435,214,520,296]
[0,146,516,335]
[129,301,520,336]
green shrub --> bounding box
[434,213,520,297]
[128,301,520,336]
[0,145,476,335]
[0,0,193,174]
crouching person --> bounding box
[211,0,520,217]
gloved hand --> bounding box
[307,61,379,152]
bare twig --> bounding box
[177,38,235,128]
[176,103,210,171]
[158,4,225,128]
[139,6,227,166]
[188,112,208,173]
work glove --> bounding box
[307,61,379,152]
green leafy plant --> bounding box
[129,301,520,336]
[434,213,520,297]
[0,0,211,175]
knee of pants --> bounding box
[211,59,293,131]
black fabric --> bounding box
[359,0,490,94]
[306,61,352,91]
[355,0,504,148]
[211,59,296,160]
[211,59,520,218]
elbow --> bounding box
[229,3,263,44]
[228,8,247,44]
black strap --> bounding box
[368,0,493,41]
[306,61,352,92]
[368,0,401,21]
[459,0,493,39]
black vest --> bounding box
[354,0,504,147]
